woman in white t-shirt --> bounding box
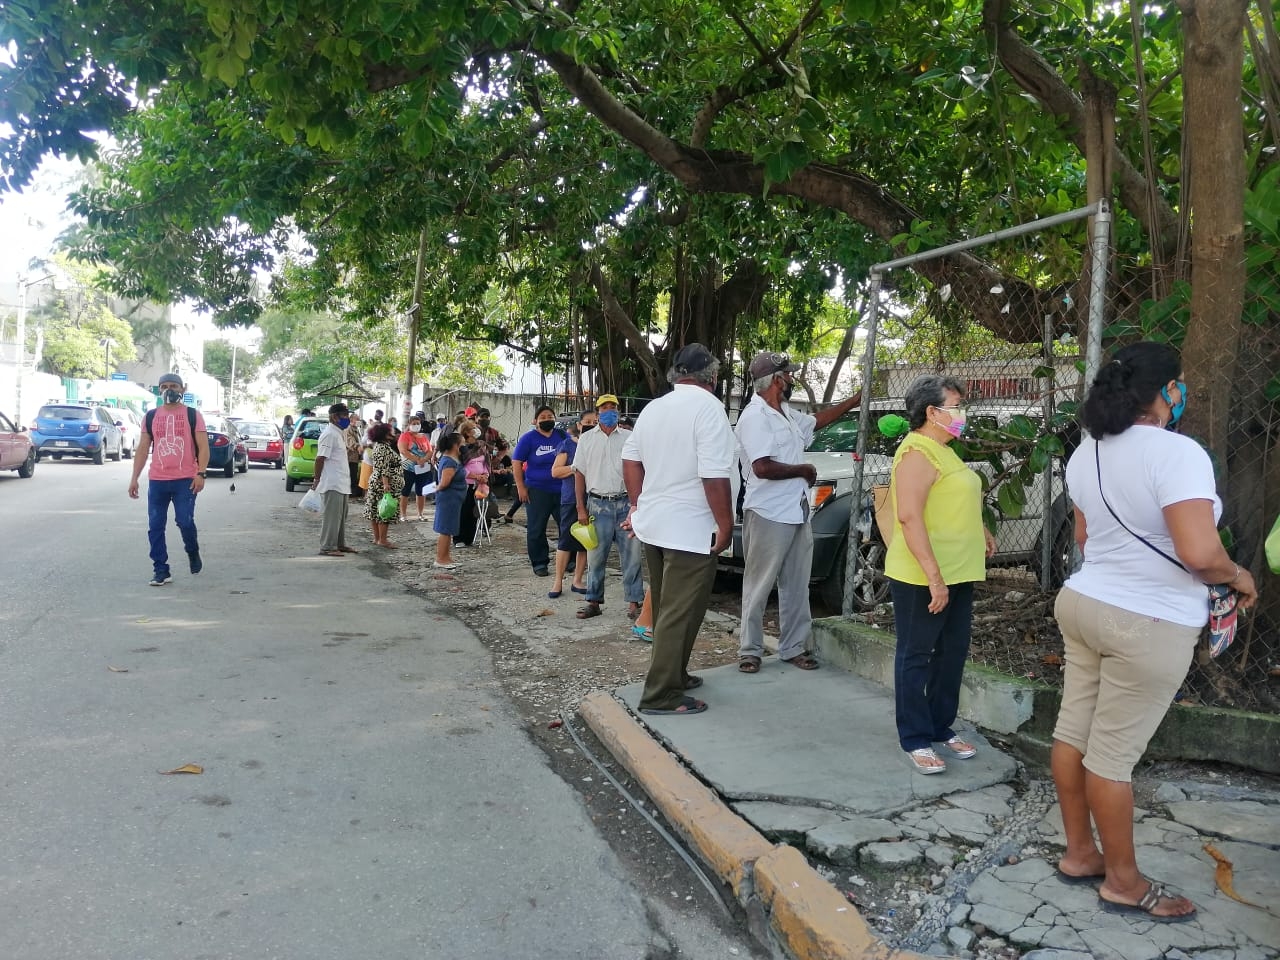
[1052,341,1257,923]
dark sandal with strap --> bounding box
[576,604,602,619]
[1098,882,1196,923]
[738,656,762,674]
[639,696,707,716]
[782,653,820,670]
[683,675,703,690]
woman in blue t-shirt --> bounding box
[511,405,568,576]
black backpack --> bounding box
[144,405,199,465]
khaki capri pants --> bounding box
[1053,587,1199,782]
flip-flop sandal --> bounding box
[738,656,762,673]
[683,675,703,690]
[576,605,602,619]
[640,696,707,716]
[631,626,653,642]
[1098,882,1196,923]
[318,550,346,557]
[782,653,820,670]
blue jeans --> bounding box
[524,487,561,571]
[889,579,974,752]
[148,478,199,577]
[585,495,644,605]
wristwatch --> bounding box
[196,471,207,478]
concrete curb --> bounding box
[579,691,932,960]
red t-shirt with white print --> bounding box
[146,406,207,481]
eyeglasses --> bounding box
[937,405,966,417]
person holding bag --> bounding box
[361,423,403,549]
[1050,341,1257,922]
[432,433,468,570]
[398,413,433,521]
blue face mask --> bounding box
[598,409,620,428]
[1161,380,1187,425]
[337,417,351,429]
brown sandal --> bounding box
[782,653,820,670]
[738,655,762,674]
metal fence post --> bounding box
[842,272,883,619]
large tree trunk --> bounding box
[1178,0,1247,465]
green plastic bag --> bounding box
[1266,514,1280,574]
[377,491,399,521]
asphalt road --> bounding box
[0,456,756,960]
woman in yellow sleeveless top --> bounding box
[884,376,994,774]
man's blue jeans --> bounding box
[148,478,199,577]
[585,495,645,605]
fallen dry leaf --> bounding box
[535,608,556,617]
[107,666,129,673]
[159,763,204,775]
[1203,842,1263,908]
[1041,653,1063,666]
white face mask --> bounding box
[409,424,422,433]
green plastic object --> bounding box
[1266,513,1280,574]
[877,414,910,438]
[377,491,399,521]
[570,517,599,550]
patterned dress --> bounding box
[362,441,405,521]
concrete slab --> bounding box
[617,660,1017,815]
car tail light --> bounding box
[267,440,282,451]
[211,435,230,447]
[87,423,100,432]
[811,484,836,510]
[292,437,304,451]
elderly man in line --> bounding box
[311,402,359,558]
[735,352,863,674]
[573,393,645,621]
[622,344,736,716]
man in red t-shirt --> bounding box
[128,373,210,586]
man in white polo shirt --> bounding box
[735,351,862,674]
[574,392,644,621]
[622,344,736,716]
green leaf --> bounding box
[996,482,1025,518]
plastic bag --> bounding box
[298,488,323,513]
[570,517,598,550]
[1266,513,1280,574]
[377,491,399,521]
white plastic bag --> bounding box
[298,488,323,513]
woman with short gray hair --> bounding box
[883,374,994,774]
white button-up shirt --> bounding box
[622,384,736,554]
[573,426,628,496]
[315,422,352,494]
[736,392,815,524]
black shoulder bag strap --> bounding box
[1094,443,1188,574]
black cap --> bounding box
[671,343,716,376]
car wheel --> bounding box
[92,444,105,465]
[274,459,283,470]
[237,455,248,474]
[285,475,296,492]
[18,450,35,478]
[223,458,234,478]
[123,444,133,460]
[51,453,62,461]
[825,536,891,613]
[1032,512,1077,589]
[110,439,122,461]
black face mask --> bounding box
[478,419,490,427]
[781,382,794,402]
[536,420,555,433]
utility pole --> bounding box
[229,340,238,413]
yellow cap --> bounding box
[595,394,620,408]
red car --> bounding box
[0,409,36,477]
[236,419,286,469]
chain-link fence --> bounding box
[839,200,1280,715]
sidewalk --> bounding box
[582,655,1280,960]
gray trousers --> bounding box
[738,510,813,661]
[320,490,349,551]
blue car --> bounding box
[204,415,249,477]
[31,403,124,464]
